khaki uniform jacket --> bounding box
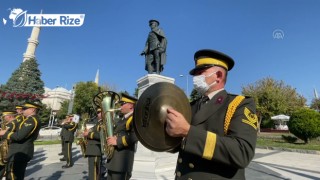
[85,121,102,156]
[4,115,41,161]
[14,115,24,126]
[106,114,138,172]
[175,90,258,180]
[62,122,77,142]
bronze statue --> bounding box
[140,19,167,74]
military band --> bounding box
[83,108,103,180]
[61,114,78,168]
[0,101,42,180]
[0,110,16,178]
[106,93,138,180]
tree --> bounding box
[73,81,99,115]
[242,77,306,130]
[288,108,320,143]
[56,100,69,120]
[189,89,201,102]
[0,58,45,110]
[39,104,51,126]
[134,88,139,98]
[310,98,320,111]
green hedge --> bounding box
[288,108,320,143]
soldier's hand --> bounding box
[83,130,88,137]
[165,108,190,137]
[107,136,117,146]
[0,130,7,136]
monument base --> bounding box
[137,74,175,98]
[132,142,177,179]
[134,74,177,179]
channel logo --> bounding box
[4,8,85,27]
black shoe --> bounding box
[58,152,63,156]
[62,164,73,169]
[60,158,66,161]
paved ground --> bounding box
[23,143,320,180]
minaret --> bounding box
[23,25,40,62]
[95,69,100,85]
[314,88,319,99]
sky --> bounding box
[1,0,320,105]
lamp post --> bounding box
[179,74,189,97]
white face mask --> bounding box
[193,71,217,95]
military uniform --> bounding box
[175,91,257,179]
[14,105,24,126]
[173,49,258,179]
[59,116,69,159]
[85,119,102,180]
[61,118,77,168]
[3,102,42,180]
[0,111,17,178]
[106,93,138,180]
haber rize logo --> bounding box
[4,8,85,27]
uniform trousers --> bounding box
[88,156,101,180]
[6,157,29,180]
[107,170,131,180]
[63,141,73,166]
[0,165,5,178]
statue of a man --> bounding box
[140,19,167,74]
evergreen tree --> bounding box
[190,89,201,102]
[0,58,45,110]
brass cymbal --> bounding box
[133,82,191,152]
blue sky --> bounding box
[1,0,320,104]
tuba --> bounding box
[93,91,120,160]
[0,118,9,166]
[76,114,90,158]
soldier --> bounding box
[0,101,42,180]
[140,19,167,74]
[83,108,103,180]
[14,105,24,125]
[106,93,138,180]
[0,110,16,178]
[58,115,69,158]
[61,114,77,168]
[165,49,258,179]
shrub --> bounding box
[281,135,298,143]
[288,108,320,144]
[261,119,274,128]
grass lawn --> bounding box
[35,140,61,145]
[257,132,320,151]
[35,133,320,152]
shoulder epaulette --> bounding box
[224,95,245,135]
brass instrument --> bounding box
[76,114,90,157]
[0,117,9,166]
[133,82,191,152]
[93,91,120,160]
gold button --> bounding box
[189,163,194,168]
[178,158,182,163]
[176,171,181,177]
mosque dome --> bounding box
[42,86,73,111]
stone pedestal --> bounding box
[133,74,177,179]
[136,74,175,98]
